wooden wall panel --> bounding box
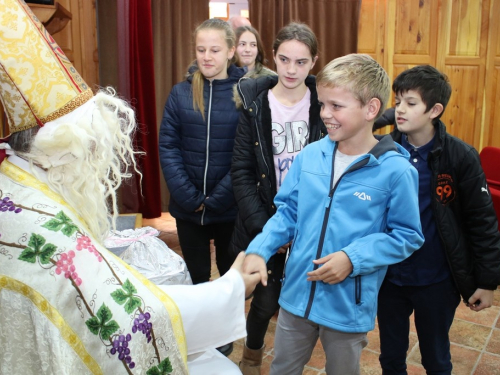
[358,0,499,151]
[394,0,433,56]
[48,0,99,92]
[358,0,379,60]
[443,65,481,143]
[448,0,483,56]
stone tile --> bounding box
[474,352,500,374]
[406,363,426,375]
[227,338,244,366]
[303,368,326,374]
[455,302,500,326]
[305,339,326,370]
[360,349,382,375]
[449,319,491,350]
[408,342,481,373]
[450,344,481,374]
[366,325,380,352]
[486,328,500,354]
[263,319,277,351]
[493,289,500,307]
[261,355,273,374]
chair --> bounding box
[480,146,500,230]
[480,146,500,190]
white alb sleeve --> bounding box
[160,269,246,355]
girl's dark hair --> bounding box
[235,25,267,67]
[272,22,318,58]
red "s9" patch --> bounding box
[436,173,456,205]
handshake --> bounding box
[231,252,268,298]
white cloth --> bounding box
[163,269,246,355]
[164,269,246,375]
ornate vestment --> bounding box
[0,159,188,374]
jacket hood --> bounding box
[236,74,317,111]
[232,66,277,109]
[321,134,409,166]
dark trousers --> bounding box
[246,253,285,350]
[378,277,461,375]
[176,218,234,285]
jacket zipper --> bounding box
[355,275,361,304]
[253,105,271,189]
[304,153,369,318]
[201,81,213,225]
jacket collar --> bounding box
[321,134,407,165]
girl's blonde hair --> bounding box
[192,18,236,119]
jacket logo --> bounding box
[436,173,456,205]
[481,186,489,195]
[353,192,371,201]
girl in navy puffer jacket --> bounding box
[159,19,245,285]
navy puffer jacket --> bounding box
[159,64,246,225]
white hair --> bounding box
[18,88,142,241]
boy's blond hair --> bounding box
[316,54,390,118]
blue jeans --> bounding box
[378,277,461,375]
[175,218,234,284]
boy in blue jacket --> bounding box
[377,65,500,374]
[242,54,425,375]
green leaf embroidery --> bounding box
[42,211,79,237]
[146,358,173,375]
[55,211,72,223]
[111,279,142,314]
[41,219,64,232]
[146,368,161,375]
[18,233,56,264]
[85,303,119,340]
[124,296,142,314]
[85,316,101,335]
[111,289,129,304]
[18,247,37,263]
[39,243,57,264]
[61,223,79,237]
[122,279,137,295]
[158,358,173,373]
[28,233,45,250]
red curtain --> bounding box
[119,0,162,218]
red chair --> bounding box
[480,146,500,230]
[480,146,500,190]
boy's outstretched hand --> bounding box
[242,253,268,287]
[231,252,262,298]
[466,288,494,312]
[307,251,353,284]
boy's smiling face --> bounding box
[317,85,370,144]
[394,90,439,136]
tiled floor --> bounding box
[144,213,500,375]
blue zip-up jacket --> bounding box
[246,135,424,333]
[159,64,246,225]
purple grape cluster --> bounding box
[110,333,135,368]
[132,312,152,343]
[0,197,22,213]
